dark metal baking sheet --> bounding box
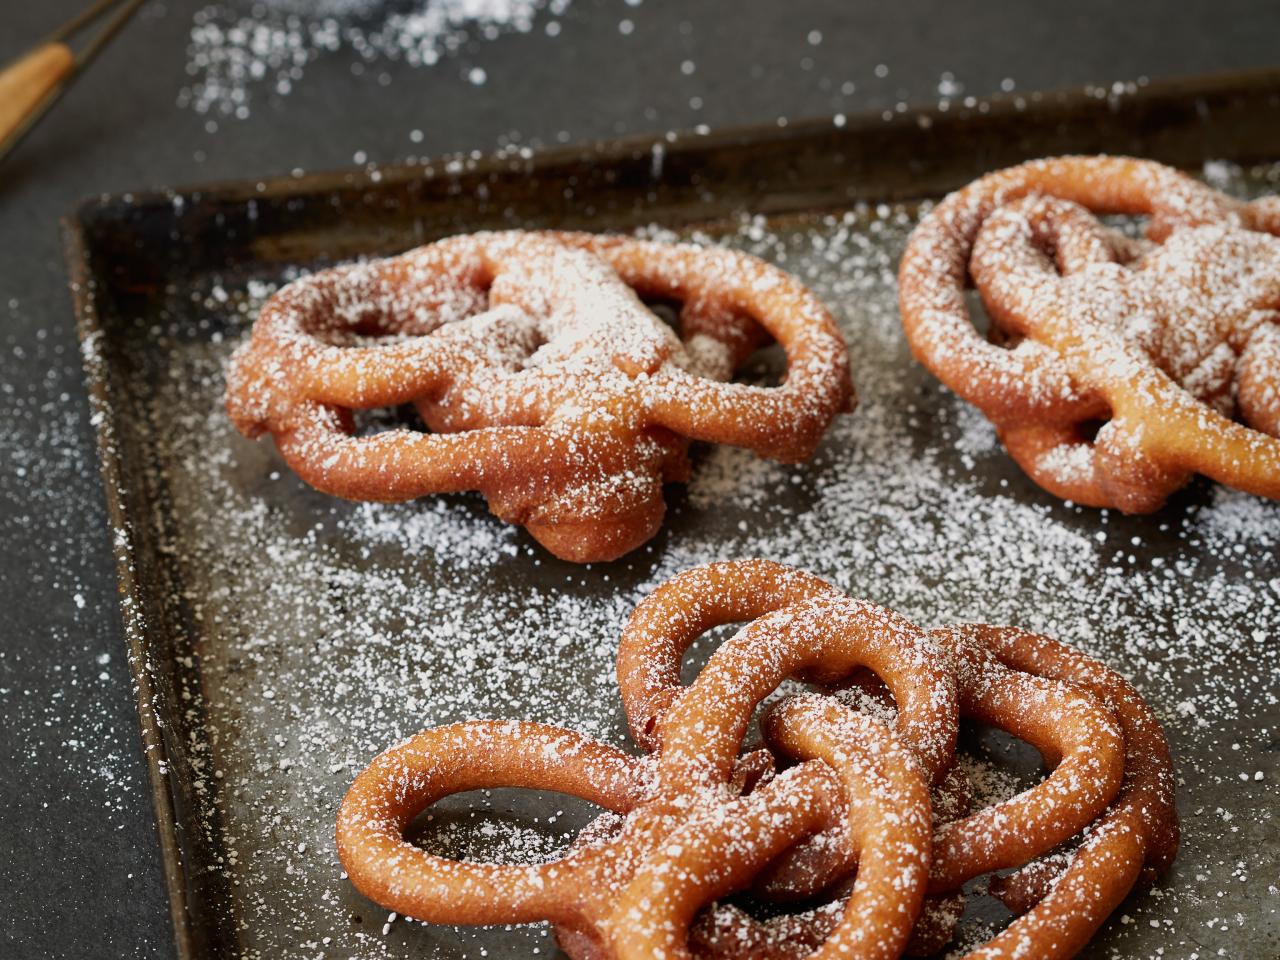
[65,69,1280,960]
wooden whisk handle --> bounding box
[0,42,76,157]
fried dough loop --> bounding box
[224,231,853,562]
[898,155,1280,512]
[335,560,1177,959]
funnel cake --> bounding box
[335,560,1177,959]
[898,155,1280,512]
[225,232,853,562]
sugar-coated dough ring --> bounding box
[898,155,1241,425]
[616,558,841,751]
[226,231,853,562]
[750,634,1127,902]
[1246,195,1280,235]
[543,231,857,459]
[748,757,971,905]
[995,417,1190,514]
[334,721,646,926]
[963,624,1179,882]
[934,624,1179,959]
[970,194,1280,509]
[606,763,843,959]
[900,155,1280,513]
[703,699,969,959]
[335,561,1179,959]
[622,696,931,960]
[1235,322,1280,439]
[691,890,966,960]
[925,628,1126,892]
[653,592,959,793]
[749,673,969,904]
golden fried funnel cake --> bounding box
[899,155,1280,511]
[336,560,1177,959]
[226,232,853,561]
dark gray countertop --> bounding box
[2,2,1278,958]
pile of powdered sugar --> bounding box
[100,170,1280,958]
[180,0,572,119]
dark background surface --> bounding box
[2,2,1278,958]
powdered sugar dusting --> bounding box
[1193,485,1280,554]
[181,0,572,120]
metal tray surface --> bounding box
[66,71,1280,960]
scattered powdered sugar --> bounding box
[342,497,521,566]
[1193,486,1280,554]
[0,316,153,897]
[181,0,572,119]
[947,400,999,469]
[87,174,1280,957]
